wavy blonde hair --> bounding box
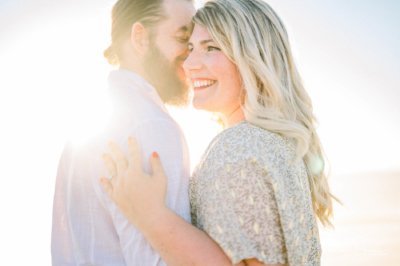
[194,0,334,225]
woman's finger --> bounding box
[150,152,166,180]
[102,153,119,187]
[100,177,114,198]
[108,141,128,172]
[102,153,117,177]
[128,137,142,170]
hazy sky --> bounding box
[266,0,400,174]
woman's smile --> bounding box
[192,79,217,91]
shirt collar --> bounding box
[108,68,167,112]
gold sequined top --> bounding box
[190,121,321,266]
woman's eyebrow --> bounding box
[188,39,214,45]
[200,39,214,45]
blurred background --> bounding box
[1,0,399,265]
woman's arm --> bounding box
[136,203,233,266]
[101,138,231,265]
[133,209,281,266]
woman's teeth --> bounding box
[193,80,216,89]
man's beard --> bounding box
[143,44,189,106]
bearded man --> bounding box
[51,0,195,265]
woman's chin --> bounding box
[192,100,211,112]
[192,102,206,111]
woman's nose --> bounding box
[183,51,202,72]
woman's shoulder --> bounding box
[219,120,286,143]
[214,121,296,164]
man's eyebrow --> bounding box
[176,25,190,33]
[176,21,195,33]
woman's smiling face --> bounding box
[183,24,243,115]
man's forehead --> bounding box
[163,0,195,13]
[161,0,195,26]
[159,14,194,34]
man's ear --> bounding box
[130,22,151,55]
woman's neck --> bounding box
[220,105,245,128]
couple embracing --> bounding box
[52,0,334,265]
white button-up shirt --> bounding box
[52,69,191,265]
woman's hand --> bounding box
[100,137,168,229]
[100,140,254,266]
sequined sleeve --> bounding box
[198,157,287,264]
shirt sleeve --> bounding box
[96,118,191,265]
[51,143,75,265]
[135,119,191,220]
[199,157,288,265]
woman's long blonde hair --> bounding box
[194,0,334,225]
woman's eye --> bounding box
[207,46,221,52]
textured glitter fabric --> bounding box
[190,121,321,265]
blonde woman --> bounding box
[101,0,334,265]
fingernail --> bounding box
[152,152,159,158]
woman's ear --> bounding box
[130,22,150,55]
